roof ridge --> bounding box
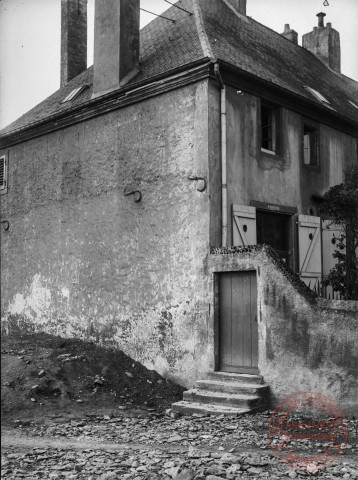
[192,0,215,60]
[222,0,249,23]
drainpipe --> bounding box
[214,63,228,248]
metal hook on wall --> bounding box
[124,185,142,202]
[188,175,207,192]
[1,220,10,231]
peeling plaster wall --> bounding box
[224,84,357,241]
[0,81,213,388]
[209,251,358,416]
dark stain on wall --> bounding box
[61,159,83,198]
[157,310,173,350]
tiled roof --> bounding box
[1,0,357,136]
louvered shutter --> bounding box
[0,156,5,190]
[298,215,322,289]
[232,205,257,246]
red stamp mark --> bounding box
[269,392,348,472]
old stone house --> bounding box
[1,0,357,414]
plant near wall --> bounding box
[319,166,358,300]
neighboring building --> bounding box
[1,0,357,413]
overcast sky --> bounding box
[0,0,357,129]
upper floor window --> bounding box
[303,122,319,167]
[260,102,282,155]
[0,155,7,194]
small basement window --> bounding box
[0,155,8,194]
[260,102,282,155]
[62,85,88,103]
[303,123,319,167]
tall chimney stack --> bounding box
[61,0,88,87]
[281,24,298,44]
[302,13,341,73]
[92,0,140,99]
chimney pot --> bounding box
[317,12,326,28]
[281,24,298,44]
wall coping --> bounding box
[209,244,358,311]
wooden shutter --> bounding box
[232,205,256,246]
[0,156,6,191]
[298,215,322,289]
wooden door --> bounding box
[298,215,322,289]
[219,271,258,374]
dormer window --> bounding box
[62,85,88,103]
[304,86,331,106]
[260,101,282,155]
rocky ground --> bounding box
[2,333,358,479]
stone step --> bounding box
[207,372,264,384]
[183,389,264,408]
[171,401,251,416]
[195,379,269,396]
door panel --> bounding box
[219,273,233,368]
[219,271,258,374]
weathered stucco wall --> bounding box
[0,81,213,387]
[223,83,357,242]
[209,249,358,416]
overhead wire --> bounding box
[140,8,176,23]
[163,0,193,15]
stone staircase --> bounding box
[172,372,269,416]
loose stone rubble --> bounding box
[2,410,358,479]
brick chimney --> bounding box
[226,0,246,15]
[92,0,140,99]
[281,24,298,44]
[302,13,341,73]
[61,0,88,87]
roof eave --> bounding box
[216,60,358,137]
[0,59,212,149]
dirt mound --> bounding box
[1,332,185,422]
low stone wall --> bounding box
[209,246,358,417]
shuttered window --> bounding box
[0,155,7,193]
